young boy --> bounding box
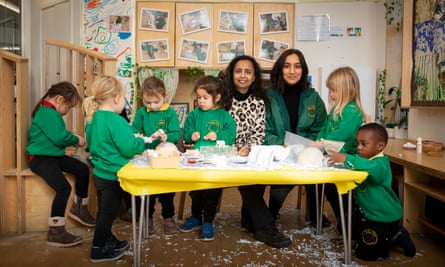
[328,122,416,261]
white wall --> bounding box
[294,1,386,121]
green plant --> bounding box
[386,86,409,128]
[384,0,403,31]
[184,67,205,82]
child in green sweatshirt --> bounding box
[84,76,146,263]
[328,122,416,261]
[132,76,181,235]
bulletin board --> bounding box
[213,3,254,68]
[175,3,214,68]
[136,1,175,67]
[253,3,294,69]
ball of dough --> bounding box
[297,147,324,168]
[155,142,179,157]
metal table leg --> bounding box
[338,191,353,266]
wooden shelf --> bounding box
[405,181,445,203]
[418,216,445,236]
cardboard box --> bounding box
[149,155,180,168]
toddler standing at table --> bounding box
[328,123,416,260]
[132,76,181,235]
[179,75,236,241]
[312,66,366,231]
[84,76,146,263]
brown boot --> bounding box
[47,217,83,247]
[163,217,177,235]
[69,196,96,227]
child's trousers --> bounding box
[30,155,90,217]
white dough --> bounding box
[297,147,324,168]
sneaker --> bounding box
[254,224,292,248]
[148,218,154,234]
[164,218,178,235]
[90,245,125,263]
[390,227,416,257]
[179,216,202,233]
[201,222,215,241]
[106,234,129,252]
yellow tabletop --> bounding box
[117,163,368,196]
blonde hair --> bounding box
[326,66,365,121]
[83,75,124,123]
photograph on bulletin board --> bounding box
[217,40,246,64]
[217,10,248,34]
[139,8,169,32]
[108,15,131,33]
[178,38,210,64]
[258,38,289,62]
[179,8,211,35]
[259,11,288,34]
[139,39,170,62]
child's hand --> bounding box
[310,140,324,149]
[159,133,167,142]
[191,132,200,142]
[327,150,346,164]
[238,146,250,157]
[182,140,195,150]
[76,135,86,147]
[204,131,217,141]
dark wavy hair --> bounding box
[270,48,309,93]
[221,55,269,110]
[31,81,81,118]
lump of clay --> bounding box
[155,142,179,157]
[297,147,324,168]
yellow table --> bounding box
[118,163,368,267]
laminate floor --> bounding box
[1,187,444,267]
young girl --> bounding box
[27,81,95,248]
[179,75,236,241]
[132,76,181,235]
[313,66,366,231]
[84,76,146,263]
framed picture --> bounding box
[411,0,445,106]
[139,39,170,62]
[179,8,211,35]
[178,38,210,64]
[217,10,248,34]
[170,103,189,128]
[107,15,131,33]
[259,11,289,34]
[258,38,289,62]
[216,40,246,64]
[139,8,169,32]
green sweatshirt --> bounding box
[85,110,145,181]
[265,86,327,145]
[27,105,79,156]
[344,152,402,223]
[317,101,363,154]
[183,107,236,149]
[132,104,181,149]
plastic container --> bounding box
[416,137,422,154]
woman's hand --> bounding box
[238,146,250,157]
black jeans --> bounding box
[29,155,89,217]
[238,185,275,230]
[269,185,295,219]
[92,175,123,247]
[149,193,176,219]
[189,189,222,223]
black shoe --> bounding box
[90,245,125,263]
[254,224,291,248]
[106,234,129,252]
[390,227,416,257]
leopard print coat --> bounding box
[229,95,266,149]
